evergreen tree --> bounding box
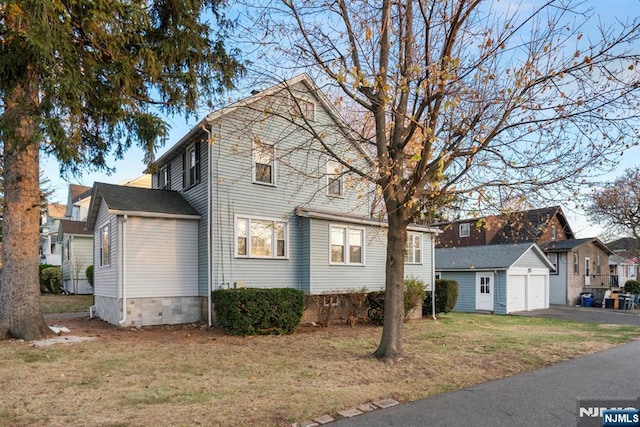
[0,0,243,340]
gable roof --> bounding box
[57,219,92,239]
[148,73,372,171]
[46,203,67,219]
[436,243,554,271]
[70,184,92,202]
[540,237,613,255]
[86,183,200,230]
[487,206,574,244]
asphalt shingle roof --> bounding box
[436,242,537,270]
[95,183,199,216]
[58,219,92,236]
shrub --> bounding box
[305,288,368,327]
[404,277,427,321]
[41,266,63,294]
[39,264,55,292]
[211,288,304,336]
[624,279,640,294]
[86,265,94,287]
[423,279,459,315]
[366,291,385,325]
[366,278,428,325]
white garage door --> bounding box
[508,275,526,312]
[528,275,547,310]
[508,273,548,313]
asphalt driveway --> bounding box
[511,304,640,326]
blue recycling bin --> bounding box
[581,293,594,307]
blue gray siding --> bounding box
[93,201,118,299]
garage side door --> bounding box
[507,275,526,313]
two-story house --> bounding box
[86,74,439,327]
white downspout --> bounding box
[203,124,213,327]
[431,233,437,320]
[119,215,128,326]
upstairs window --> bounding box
[405,233,422,264]
[292,97,316,121]
[183,143,200,189]
[551,225,557,241]
[253,140,276,185]
[159,164,171,190]
[459,223,470,238]
[327,160,344,197]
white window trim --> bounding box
[160,164,170,190]
[252,140,276,186]
[293,96,316,121]
[405,233,423,264]
[459,223,470,238]
[329,224,366,266]
[185,143,198,189]
[234,215,288,259]
[100,223,111,267]
[326,159,344,197]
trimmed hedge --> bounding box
[624,279,640,294]
[212,288,304,336]
[86,265,94,287]
[423,279,459,315]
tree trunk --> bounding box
[0,80,52,340]
[374,207,409,361]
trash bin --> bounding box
[618,295,633,310]
[605,298,615,309]
[580,292,594,308]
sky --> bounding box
[39,0,640,240]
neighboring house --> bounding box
[540,238,613,305]
[608,254,637,288]
[435,206,574,249]
[435,243,553,314]
[40,203,67,266]
[58,219,94,294]
[64,184,92,221]
[87,74,439,328]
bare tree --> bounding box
[587,167,640,245]
[243,0,640,360]
[70,251,86,295]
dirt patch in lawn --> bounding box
[1,313,639,426]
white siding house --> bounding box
[59,219,94,294]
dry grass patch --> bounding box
[0,312,638,426]
[40,294,93,314]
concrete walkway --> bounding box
[332,339,640,426]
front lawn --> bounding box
[1,313,638,426]
[40,294,93,314]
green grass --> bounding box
[40,294,93,313]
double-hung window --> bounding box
[183,143,200,189]
[292,97,316,121]
[404,233,422,264]
[101,224,110,266]
[159,165,171,190]
[327,160,343,197]
[330,225,364,265]
[459,223,470,237]
[573,253,579,275]
[253,140,275,185]
[236,216,287,258]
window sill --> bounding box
[252,181,277,187]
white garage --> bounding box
[436,243,553,315]
[507,271,549,313]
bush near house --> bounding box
[304,288,368,326]
[86,265,94,288]
[624,280,640,294]
[211,288,304,336]
[366,278,429,325]
[40,266,63,294]
[423,279,459,315]
[38,264,55,292]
